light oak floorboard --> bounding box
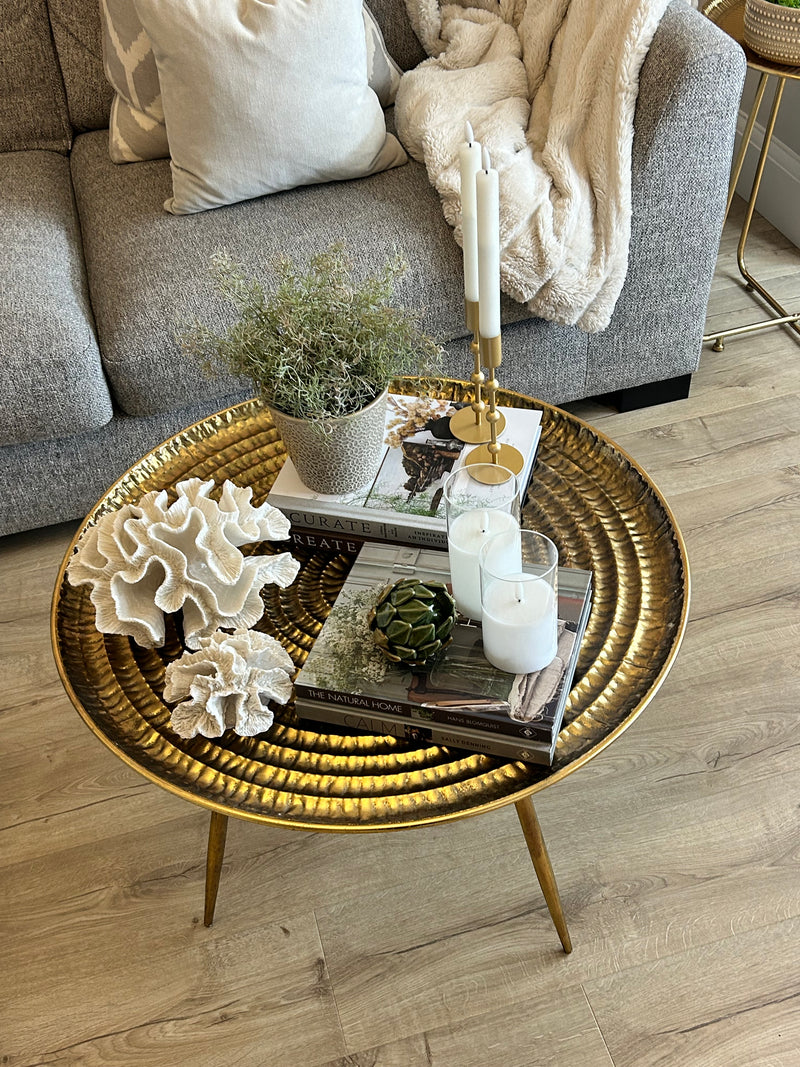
[583,918,800,1067]
[315,985,615,1067]
[313,764,798,1050]
[1,206,799,1065]
[4,912,345,1067]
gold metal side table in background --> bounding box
[703,0,800,350]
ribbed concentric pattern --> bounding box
[52,381,689,831]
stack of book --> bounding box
[267,392,543,552]
[293,542,592,766]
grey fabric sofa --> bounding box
[0,0,745,538]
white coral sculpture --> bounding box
[163,629,295,739]
[67,478,300,649]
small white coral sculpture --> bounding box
[163,629,295,739]
[67,477,300,649]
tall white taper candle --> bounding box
[476,146,500,339]
[459,121,482,304]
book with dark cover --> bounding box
[293,541,592,749]
[295,699,556,766]
[268,393,543,550]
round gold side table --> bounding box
[51,379,690,952]
[703,0,800,350]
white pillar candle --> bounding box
[481,574,558,674]
[447,508,519,620]
[459,121,482,304]
[476,146,500,339]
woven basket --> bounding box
[744,0,800,65]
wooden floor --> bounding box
[2,202,799,1067]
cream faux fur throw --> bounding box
[395,0,673,332]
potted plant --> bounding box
[744,0,800,65]
[180,244,443,494]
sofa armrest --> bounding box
[584,1,746,396]
[634,1,746,171]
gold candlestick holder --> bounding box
[465,333,524,480]
[449,300,504,443]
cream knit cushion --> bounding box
[133,0,406,214]
[101,0,402,164]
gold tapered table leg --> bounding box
[514,797,572,953]
[204,811,229,927]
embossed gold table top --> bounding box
[52,380,689,832]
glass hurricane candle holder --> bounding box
[443,463,520,620]
[479,528,559,674]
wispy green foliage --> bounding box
[180,245,443,423]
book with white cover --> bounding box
[267,393,543,549]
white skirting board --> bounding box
[733,110,800,251]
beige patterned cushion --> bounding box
[101,0,403,164]
[100,0,168,163]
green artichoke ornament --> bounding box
[368,578,457,668]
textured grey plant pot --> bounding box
[269,388,389,494]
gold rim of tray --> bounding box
[51,379,690,832]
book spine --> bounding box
[423,704,555,743]
[273,509,447,550]
[293,682,556,742]
[288,527,370,556]
[288,525,409,556]
[296,702,552,766]
[293,683,411,717]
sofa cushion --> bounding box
[0,151,113,447]
[100,0,403,164]
[0,0,71,152]
[0,391,250,537]
[48,0,113,132]
[69,130,531,418]
[131,0,406,215]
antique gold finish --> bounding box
[449,300,504,443]
[205,812,228,926]
[702,0,800,351]
[465,335,524,475]
[52,378,690,837]
[515,797,572,953]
